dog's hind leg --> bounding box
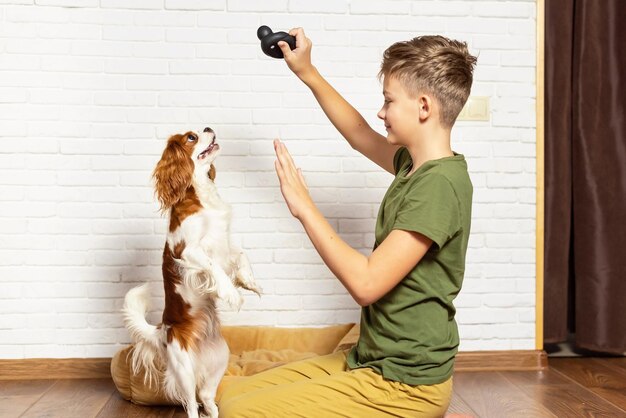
[198,338,229,418]
[198,383,219,418]
[166,342,200,418]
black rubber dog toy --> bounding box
[257,25,296,59]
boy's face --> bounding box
[377,76,422,146]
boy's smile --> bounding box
[377,76,422,146]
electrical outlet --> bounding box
[457,96,490,121]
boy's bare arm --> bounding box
[278,28,400,175]
[303,68,400,174]
[274,139,431,306]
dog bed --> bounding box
[111,323,359,406]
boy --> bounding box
[219,28,476,417]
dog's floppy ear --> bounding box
[152,139,194,211]
[209,164,216,182]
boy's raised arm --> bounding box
[278,28,400,175]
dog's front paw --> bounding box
[218,286,243,311]
[245,282,263,297]
[235,270,262,297]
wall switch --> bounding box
[457,96,490,121]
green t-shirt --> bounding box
[346,147,473,385]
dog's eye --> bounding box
[187,134,197,142]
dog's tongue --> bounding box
[198,144,214,160]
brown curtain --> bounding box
[544,0,626,354]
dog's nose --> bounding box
[203,127,213,133]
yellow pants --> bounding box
[217,349,453,418]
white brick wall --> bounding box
[0,0,537,358]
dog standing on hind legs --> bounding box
[123,127,261,418]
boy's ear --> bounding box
[418,94,434,122]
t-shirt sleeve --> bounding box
[393,173,461,250]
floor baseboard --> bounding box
[0,350,547,380]
[455,350,548,372]
[0,357,112,380]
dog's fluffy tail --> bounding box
[123,284,163,387]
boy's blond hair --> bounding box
[379,35,477,128]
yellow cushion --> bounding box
[111,323,356,406]
[333,322,360,352]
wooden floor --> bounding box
[1,357,625,417]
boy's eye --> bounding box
[187,134,197,142]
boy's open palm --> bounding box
[274,139,314,219]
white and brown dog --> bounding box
[123,127,260,418]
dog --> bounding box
[123,127,261,418]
